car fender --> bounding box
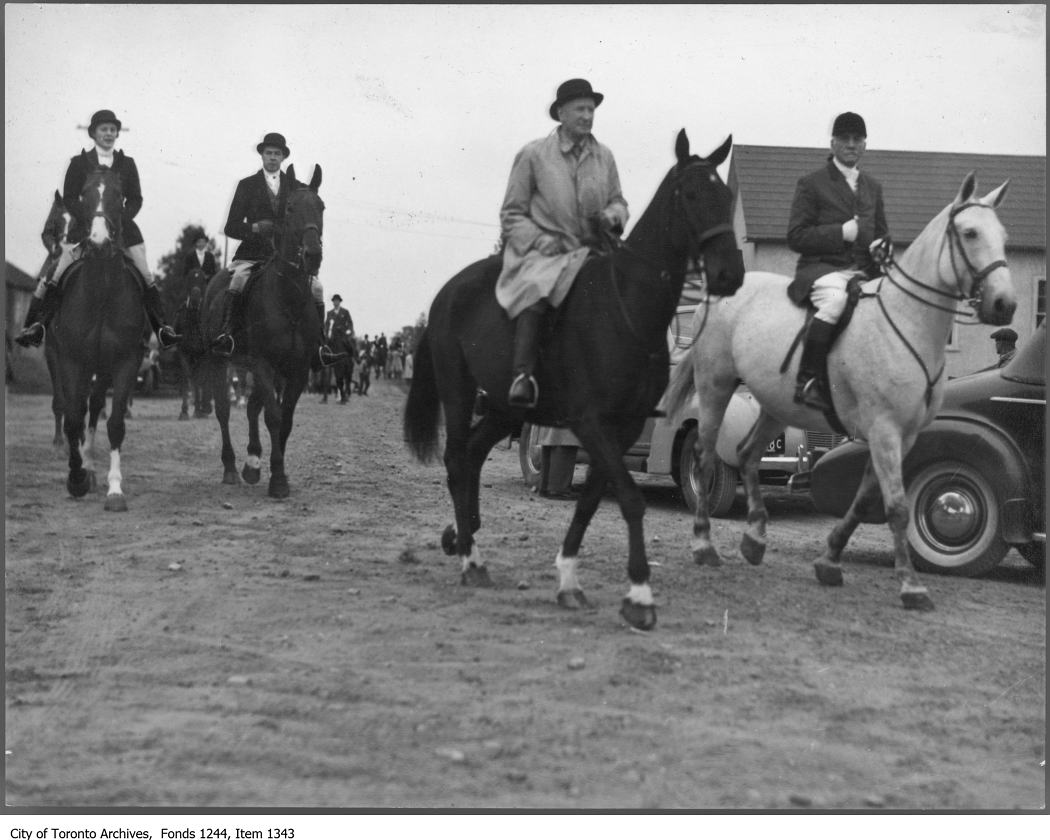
[651,391,754,475]
[812,418,1032,533]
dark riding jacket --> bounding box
[224,170,291,263]
[786,157,888,304]
[182,248,217,278]
[63,148,144,247]
[324,307,354,343]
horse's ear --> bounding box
[954,171,977,206]
[982,179,1010,209]
[309,164,322,192]
[706,135,733,168]
[287,164,296,184]
[675,129,690,165]
[54,189,62,202]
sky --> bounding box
[4,3,1045,337]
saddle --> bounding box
[779,275,865,433]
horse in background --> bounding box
[404,130,744,630]
[664,173,1016,611]
[52,162,149,510]
[39,191,78,449]
[200,164,325,498]
[320,330,357,404]
[354,339,372,395]
[174,270,212,419]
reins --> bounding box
[860,201,1008,407]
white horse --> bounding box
[664,173,1016,610]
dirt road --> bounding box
[4,381,1045,809]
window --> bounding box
[1036,277,1045,327]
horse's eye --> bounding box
[963,229,978,240]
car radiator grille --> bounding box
[805,431,848,451]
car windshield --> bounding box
[1002,322,1046,386]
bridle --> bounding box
[609,161,737,347]
[274,188,323,277]
[875,201,1007,318]
[864,201,1008,407]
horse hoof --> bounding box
[693,545,722,567]
[441,525,457,556]
[901,590,936,612]
[556,589,593,610]
[740,533,766,566]
[104,494,128,513]
[460,565,493,588]
[241,465,261,485]
[222,470,240,485]
[814,561,844,587]
[67,470,92,499]
[620,598,657,631]
[268,478,290,499]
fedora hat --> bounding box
[832,112,867,138]
[256,132,290,157]
[549,78,604,120]
[88,109,122,137]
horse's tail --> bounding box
[663,348,698,418]
[403,328,442,463]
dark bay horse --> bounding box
[200,164,324,498]
[664,173,1016,611]
[404,130,744,630]
[52,164,148,510]
[40,191,78,449]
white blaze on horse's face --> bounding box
[88,181,110,245]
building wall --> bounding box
[745,242,1045,379]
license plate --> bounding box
[766,434,786,454]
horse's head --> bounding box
[942,173,1016,325]
[80,158,124,252]
[282,163,324,276]
[666,130,744,296]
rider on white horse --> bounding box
[786,111,889,411]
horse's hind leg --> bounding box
[205,359,239,484]
[734,411,785,566]
[242,376,266,485]
[689,383,735,568]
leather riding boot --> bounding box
[212,289,243,357]
[14,295,48,347]
[540,446,579,500]
[507,302,547,408]
[143,285,181,349]
[794,318,836,412]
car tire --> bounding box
[1017,542,1045,571]
[518,422,542,489]
[678,427,737,518]
[905,460,1009,577]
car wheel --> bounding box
[518,422,542,489]
[678,427,737,517]
[905,460,1009,577]
[1017,542,1045,571]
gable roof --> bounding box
[4,261,36,292]
[730,145,1045,250]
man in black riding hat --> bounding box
[212,131,339,367]
[991,326,1018,367]
[324,294,355,348]
[496,78,629,409]
[786,111,889,411]
[16,109,180,350]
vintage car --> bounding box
[808,322,1046,576]
[518,304,842,516]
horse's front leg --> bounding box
[866,429,934,611]
[101,361,138,512]
[572,420,654,630]
[734,412,783,566]
[178,355,191,420]
[268,370,308,498]
[242,371,267,486]
[554,461,607,611]
[204,359,238,484]
[813,454,880,587]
